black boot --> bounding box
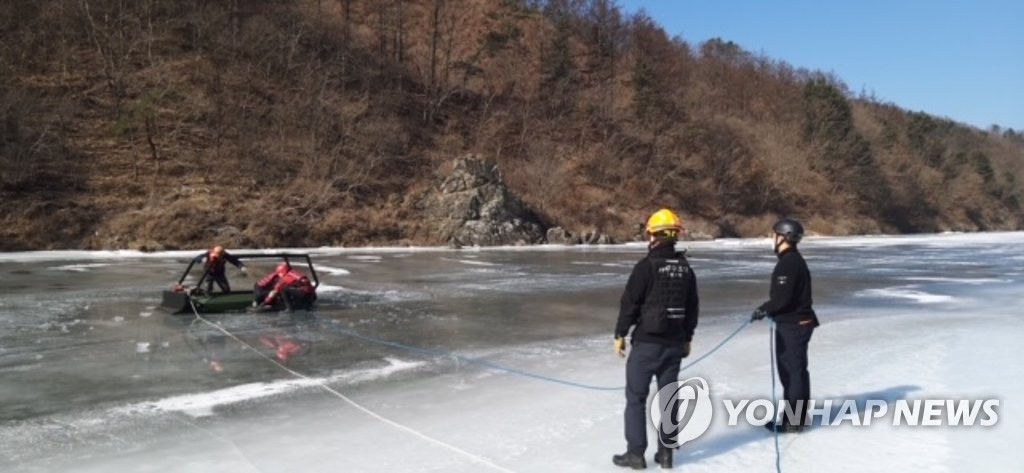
[654,446,673,469]
[764,421,804,434]
[612,451,647,469]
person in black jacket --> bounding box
[613,209,699,470]
[751,218,819,433]
[192,245,248,293]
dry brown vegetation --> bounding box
[1,0,1022,250]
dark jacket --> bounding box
[615,244,700,345]
[758,248,818,325]
[193,251,245,275]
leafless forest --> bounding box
[1,0,1021,250]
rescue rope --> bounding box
[677,319,751,375]
[185,301,514,473]
[170,415,267,472]
[769,321,783,473]
[322,316,752,392]
[322,322,621,391]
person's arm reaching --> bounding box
[225,252,244,268]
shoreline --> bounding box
[1,230,1022,263]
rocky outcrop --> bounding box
[419,156,545,246]
[578,230,615,245]
[544,226,619,245]
[544,226,620,245]
[545,226,579,245]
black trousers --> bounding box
[624,341,685,454]
[284,288,317,310]
[204,271,231,293]
[775,322,814,426]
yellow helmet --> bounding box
[646,208,684,236]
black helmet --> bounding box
[772,218,804,244]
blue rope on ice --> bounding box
[186,304,514,472]
[769,321,783,473]
[321,317,751,392]
[677,319,750,374]
[323,322,622,391]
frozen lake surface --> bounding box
[1,233,1022,472]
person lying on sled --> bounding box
[253,262,317,311]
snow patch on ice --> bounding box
[377,289,427,302]
[900,276,1009,284]
[571,260,639,268]
[856,286,956,304]
[315,265,351,276]
[113,358,424,418]
[805,231,1024,248]
[316,284,348,293]
[47,263,112,272]
[449,258,498,267]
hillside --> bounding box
[2,0,1022,251]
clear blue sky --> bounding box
[618,0,1024,131]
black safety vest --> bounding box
[640,253,692,334]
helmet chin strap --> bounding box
[648,234,674,250]
[648,235,661,250]
[773,235,785,255]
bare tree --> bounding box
[80,0,143,117]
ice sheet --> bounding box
[1,232,1021,472]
